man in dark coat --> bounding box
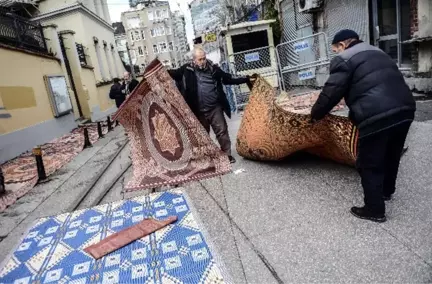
[109,78,125,108]
[311,29,416,222]
[168,47,255,163]
[121,71,139,96]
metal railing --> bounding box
[0,9,47,53]
[76,43,88,66]
[276,32,331,92]
[228,46,279,110]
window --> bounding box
[159,26,165,36]
[148,11,154,21]
[371,0,412,67]
[153,44,159,54]
[144,45,148,55]
[156,10,162,19]
[159,42,167,53]
[134,30,141,41]
[130,31,134,41]
[151,26,165,37]
[141,30,145,40]
[168,42,173,51]
[138,46,144,56]
[162,9,168,18]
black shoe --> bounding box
[350,206,386,223]
[228,156,236,164]
[383,195,392,201]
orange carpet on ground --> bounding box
[0,123,109,212]
[236,76,358,166]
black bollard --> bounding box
[97,121,104,138]
[83,127,92,148]
[115,120,119,127]
[107,116,113,132]
[33,146,47,181]
[0,167,5,195]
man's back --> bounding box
[336,41,416,130]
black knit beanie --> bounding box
[331,29,359,45]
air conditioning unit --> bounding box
[298,0,324,13]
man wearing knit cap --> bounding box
[311,29,416,223]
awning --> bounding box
[402,36,432,44]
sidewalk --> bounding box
[1,114,431,283]
[182,116,432,283]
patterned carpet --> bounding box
[0,190,232,284]
[237,77,358,166]
[113,59,231,192]
[0,123,110,213]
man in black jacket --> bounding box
[109,78,125,108]
[168,47,255,163]
[121,71,139,96]
[311,29,416,222]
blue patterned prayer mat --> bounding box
[0,190,231,284]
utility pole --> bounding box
[126,42,136,79]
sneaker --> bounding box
[350,206,386,223]
[228,156,236,164]
[383,195,392,201]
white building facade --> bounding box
[122,1,187,70]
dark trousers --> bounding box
[356,122,412,214]
[197,106,231,156]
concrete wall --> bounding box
[0,47,77,163]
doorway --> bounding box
[370,0,413,68]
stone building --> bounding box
[121,1,181,69]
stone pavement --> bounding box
[1,107,432,283]
[178,115,432,283]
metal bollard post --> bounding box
[33,146,47,181]
[97,121,104,138]
[107,116,113,132]
[83,127,92,148]
[0,167,5,195]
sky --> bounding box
[107,0,195,46]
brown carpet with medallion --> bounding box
[237,76,358,166]
[113,59,231,192]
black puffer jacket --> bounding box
[168,63,249,119]
[311,41,416,137]
[109,83,125,108]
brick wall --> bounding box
[410,0,418,36]
[410,0,419,71]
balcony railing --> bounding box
[76,43,88,66]
[0,9,48,53]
